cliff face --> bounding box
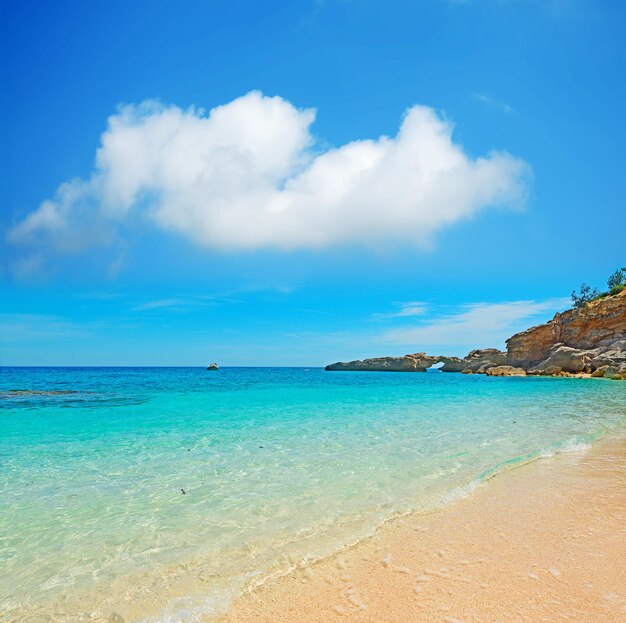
[506,290,626,369]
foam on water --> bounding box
[1,366,624,622]
[138,589,237,623]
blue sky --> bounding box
[1,0,625,366]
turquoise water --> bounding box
[1,367,625,622]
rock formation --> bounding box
[506,289,626,367]
[443,348,507,373]
[485,365,526,377]
[325,290,626,379]
[505,289,626,378]
[325,353,462,372]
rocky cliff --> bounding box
[506,289,626,375]
[506,290,626,366]
[325,290,626,379]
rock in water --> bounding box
[325,353,463,372]
[485,365,527,377]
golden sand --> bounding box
[219,436,626,623]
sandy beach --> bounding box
[221,435,626,623]
[4,3,626,622]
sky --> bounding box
[1,0,625,366]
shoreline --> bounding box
[219,432,626,623]
[3,370,624,623]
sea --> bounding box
[1,366,625,622]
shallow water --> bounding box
[1,367,625,622]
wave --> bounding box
[139,589,239,623]
[475,433,596,483]
[144,430,607,623]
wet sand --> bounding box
[220,436,626,623]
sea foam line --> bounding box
[143,430,609,623]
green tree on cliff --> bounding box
[571,283,600,308]
[571,266,626,308]
[607,267,626,295]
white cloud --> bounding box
[471,92,516,115]
[9,91,530,261]
[372,301,428,320]
[450,0,582,11]
[380,298,570,350]
[131,298,192,311]
[0,314,98,341]
[76,290,122,300]
[9,254,45,280]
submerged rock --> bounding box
[0,389,82,398]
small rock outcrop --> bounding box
[485,365,527,377]
[532,345,590,374]
[604,365,626,380]
[448,348,507,373]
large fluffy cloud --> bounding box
[9,91,530,255]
